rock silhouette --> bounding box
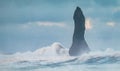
[69,7,90,56]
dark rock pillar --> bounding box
[69,7,90,56]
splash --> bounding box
[0,42,120,65]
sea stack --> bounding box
[69,7,90,56]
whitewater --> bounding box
[0,42,120,71]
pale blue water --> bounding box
[0,43,120,71]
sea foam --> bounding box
[0,42,120,65]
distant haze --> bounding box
[0,0,120,53]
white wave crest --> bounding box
[0,42,120,65]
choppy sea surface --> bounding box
[0,42,120,71]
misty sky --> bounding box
[0,0,120,53]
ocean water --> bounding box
[0,42,120,71]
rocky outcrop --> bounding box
[69,7,90,56]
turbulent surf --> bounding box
[0,42,120,71]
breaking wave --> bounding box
[0,42,120,67]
